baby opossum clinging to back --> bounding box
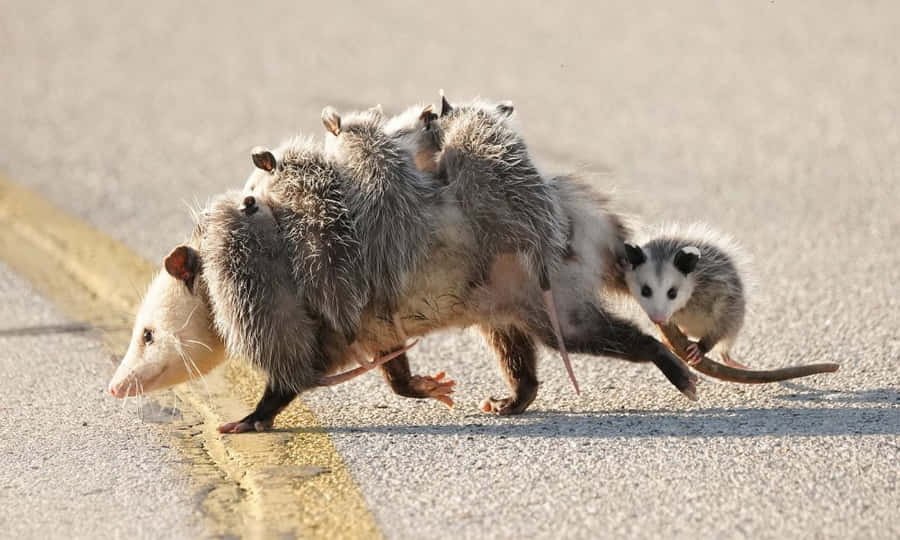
[417,92,580,394]
[243,138,418,374]
[623,225,748,368]
[321,104,438,341]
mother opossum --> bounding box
[108,141,696,432]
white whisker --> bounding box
[184,339,213,353]
[177,303,200,332]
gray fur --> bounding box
[260,137,369,343]
[323,106,439,320]
[198,191,330,392]
[431,98,568,287]
[625,226,746,355]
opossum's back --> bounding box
[356,200,482,346]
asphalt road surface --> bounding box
[2,1,898,538]
[0,263,202,539]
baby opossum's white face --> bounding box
[624,246,699,324]
[108,270,225,398]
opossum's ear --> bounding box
[164,245,201,294]
[673,246,701,275]
[623,243,646,268]
[419,104,438,127]
[251,147,277,173]
[439,89,453,117]
[496,101,514,117]
[321,106,342,136]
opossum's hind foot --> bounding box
[720,351,748,369]
[320,340,419,386]
[542,288,580,395]
[408,372,455,407]
[480,392,536,416]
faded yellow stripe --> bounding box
[0,175,381,539]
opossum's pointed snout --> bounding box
[650,315,669,324]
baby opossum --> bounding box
[623,225,747,368]
[321,105,438,339]
[404,92,579,393]
[242,139,386,366]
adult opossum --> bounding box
[109,167,698,427]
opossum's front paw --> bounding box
[409,372,455,408]
[481,396,530,416]
[217,418,273,434]
[685,342,703,365]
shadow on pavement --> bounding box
[272,400,900,440]
[775,382,899,405]
[0,323,95,337]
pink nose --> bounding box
[650,316,667,324]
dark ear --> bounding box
[321,106,342,136]
[419,104,437,127]
[439,89,453,117]
[623,243,646,267]
[496,100,514,117]
[673,246,701,275]
[164,245,201,293]
[251,146,277,173]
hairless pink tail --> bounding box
[319,340,419,386]
[543,289,580,394]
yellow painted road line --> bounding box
[0,175,381,539]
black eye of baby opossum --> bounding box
[142,329,153,345]
[641,285,652,297]
[667,287,677,299]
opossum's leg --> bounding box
[538,304,698,401]
[541,266,579,394]
[378,350,455,407]
[319,340,419,386]
[479,325,540,415]
[218,382,297,434]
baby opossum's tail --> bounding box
[658,323,839,383]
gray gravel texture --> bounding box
[1,1,898,539]
[0,263,202,539]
